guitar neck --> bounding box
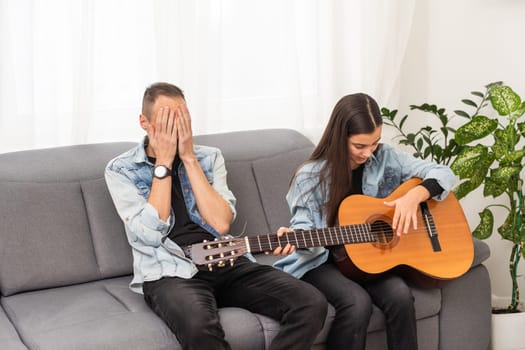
[246,224,377,254]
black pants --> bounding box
[302,262,418,350]
[143,257,327,350]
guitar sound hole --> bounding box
[371,220,394,244]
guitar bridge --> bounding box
[420,202,441,252]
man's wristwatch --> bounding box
[153,165,172,179]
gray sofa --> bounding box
[0,128,491,350]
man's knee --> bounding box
[294,283,329,322]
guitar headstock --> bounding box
[190,237,247,270]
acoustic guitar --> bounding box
[190,178,474,286]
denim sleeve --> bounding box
[210,149,237,221]
[286,170,326,231]
[104,165,173,247]
[392,147,458,200]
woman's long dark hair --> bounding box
[306,93,383,226]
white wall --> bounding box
[392,0,525,303]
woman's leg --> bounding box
[143,276,231,350]
[364,274,418,350]
[302,262,373,350]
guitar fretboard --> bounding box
[246,223,388,253]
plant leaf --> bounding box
[399,115,408,130]
[500,149,525,166]
[472,208,494,240]
[489,85,521,116]
[471,91,485,98]
[454,110,471,119]
[484,166,521,197]
[511,101,525,119]
[492,129,506,160]
[498,211,518,242]
[453,179,482,199]
[518,122,525,137]
[462,99,478,108]
[454,115,498,145]
[450,144,494,179]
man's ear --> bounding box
[139,114,149,130]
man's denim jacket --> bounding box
[105,140,236,294]
[273,143,457,279]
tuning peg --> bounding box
[207,264,213,271]
[229,258,235,267]
[218,261,225,267]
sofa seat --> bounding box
[2,274,443,350]
[0,307,27,350]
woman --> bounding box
[273,93,457,350]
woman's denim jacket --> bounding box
[273,143,457,279]
[105,140,236,294]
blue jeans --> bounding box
[143,257,327,350]
[302,261,418,350]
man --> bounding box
[105,82,327,350]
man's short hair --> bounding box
[142,82,185,120]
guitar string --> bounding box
[244,224,438,250]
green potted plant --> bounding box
[383,82,525,312]
[450,83,525,313]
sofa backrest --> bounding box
[0,129,314,296]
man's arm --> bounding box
[105,164,173,247]
[176,104,233,234]
[143,106,178,221]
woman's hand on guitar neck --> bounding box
[267,226,296,256]
[383,185,431,236]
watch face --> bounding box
[154,165,170,179]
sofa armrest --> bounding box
[471,238,490,269]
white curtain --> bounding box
[0,0,415,153]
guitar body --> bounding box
[335,178,474,286]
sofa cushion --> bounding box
[0,142,135,297]
[224,161,270,236]
[81,178,132,278]
[1,276,268,350]
[0,143,136,182]
[252,148,313,234]
[0,181,100,296]
[194,128,314,162]
[2,277,177,350]
[0,306,27,350]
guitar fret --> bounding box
[364,224,370,241]
[267,233,272,250]
[257,235,262,251]
[359,224,366,242]
[346,226,353,243]
[301,230,306,249]
[334,227,340,244]
[353,225,361,242]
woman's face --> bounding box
[347,126,382,169]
